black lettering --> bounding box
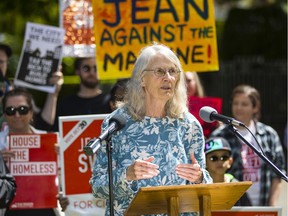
[184,0,209,20]
[129,27,143,44]
[102,0,126,27]
[192,45,204,63]
[100,29,114,46]
[104,53,123,71]
[132,0,150,24]
[126,51,137,69]
[154,0,179,22]
[114,28,126,46]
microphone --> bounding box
[83,114,126,156]
[199,106,245,127]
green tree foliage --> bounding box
[0,0,59,77]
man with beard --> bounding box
[52,57,111,131]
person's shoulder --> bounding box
[106,107,128,120]
[183,112,198,122]
[180,112,203,130]
[225,173,239,182]
[256,121,279,136]
[102,107,128,125]
[210,124,230,136]
[30,125,47,134]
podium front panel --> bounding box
[125,182,252,215]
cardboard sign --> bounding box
[59,114,107,216]
[14,22,64,93]
[92,0,219,80]
[188,96,222,137]
[8,133,58,209]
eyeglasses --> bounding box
[144,68,180,78]
[81,65,97,73]
[4,106,31,116]
[209,155,230,162]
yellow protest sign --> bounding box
[93,0,219,80]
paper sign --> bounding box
[59,114,107,216]
[92,0,219,80]
[8,133,58,209]
[14,22,65,93]
[188,96,222,137]
[60,0,96,57]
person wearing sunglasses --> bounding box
[204,137,235,183]
[90,42,212,216]
[1,88,46,136]
[0,88,60,216]
[204,137,251,206]
[0,43,63,132]
[210,84,285,207]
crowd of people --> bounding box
[0,41,286,215]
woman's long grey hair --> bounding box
[124,42,188,120]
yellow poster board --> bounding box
[93,0,219,80]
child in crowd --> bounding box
[204,137,251,206]
[204,137,235,183]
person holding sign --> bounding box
[210,84,285,206]
[90,42,212,215]
[0,88,59,216]
[185,71,205,97]
[0,42,64,132]
[185,71,222,138]
[52,57,111,131]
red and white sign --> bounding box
[59,114,107,216]
[212,206,281,216]
[8,133,58,209]
[188,96,222,137]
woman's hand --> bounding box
[0,149,15,161]
[126,156,159,181]
[57,192,70,211]
[176,153,203,183]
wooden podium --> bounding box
[125,182,252,216]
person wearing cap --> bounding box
[210,85,285,207]
[204,137,236,183]
[205,137,252,206]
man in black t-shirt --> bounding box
[51,57,111,131]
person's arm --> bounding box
[41,71,63,125]
[177,116,213,184]
[269,178,282,206]
[0,155,16,208]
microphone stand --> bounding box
[228,125,288,182]
[106,137,115,216]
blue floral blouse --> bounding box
[90,107,212,215]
